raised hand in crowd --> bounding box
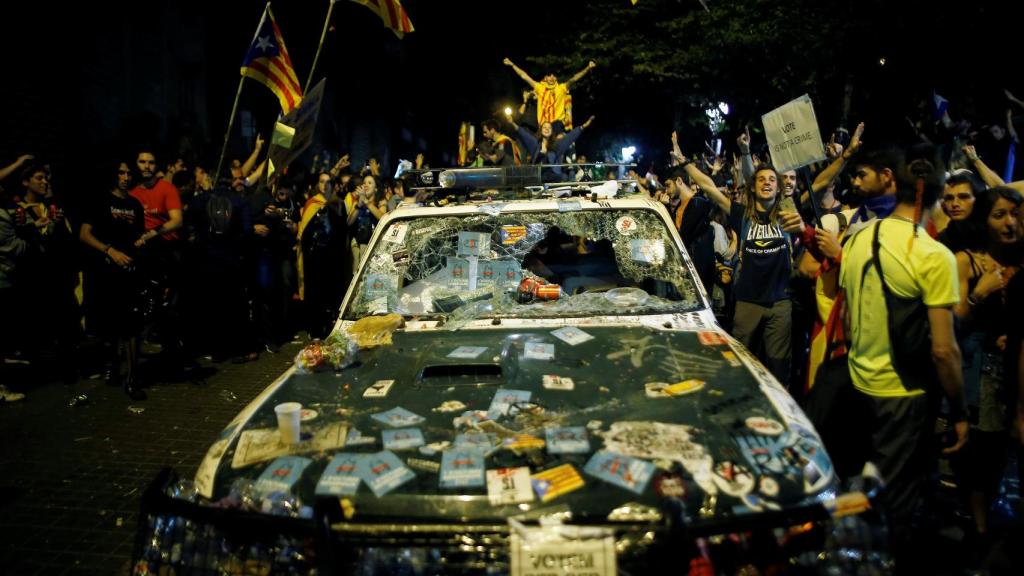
[1006,88,1024,108]
[241,134,265,178]
[627,169,649,196]
[736,128,750,153]
[962,143,1015,191]
[810,122,864,198]
[707,155,724,175]
[848,121,864,155]
[0,153,35,181]
[670,131,685,166]
[330,154,351,178]
[825,135,844,160]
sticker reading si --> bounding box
[615,216,638,234]
[487,467,534,505]
[383,223,408,244]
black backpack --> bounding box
[863,220,938,392]
[206,193,234,236]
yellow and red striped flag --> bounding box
[458,122,470,166]
[240,7,303,113]
[346,0,415,38]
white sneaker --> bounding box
[0,385,25,402]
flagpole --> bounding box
[304,0,336,93]
[214,2,271,185]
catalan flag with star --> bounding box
[241,7,303,114]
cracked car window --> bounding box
[343,208,702,320]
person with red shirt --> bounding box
[130,149,186,378]
[131,151,183,244]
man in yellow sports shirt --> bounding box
[839,146,968,573]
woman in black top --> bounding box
[80,162,147,400]
[952,186,1022,543]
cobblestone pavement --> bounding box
[0,341,304,575]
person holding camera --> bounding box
[347,174,386,275]
[249,181,300,352]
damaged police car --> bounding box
[189,173,852,573]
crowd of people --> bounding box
[1,56,1022,572]
[0,144,421,402]
[648,115,1023,571]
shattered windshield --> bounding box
[343,206,703,321]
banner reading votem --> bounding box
[761,94,826,173]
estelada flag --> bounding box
[241,7,303,114]
[346,0,415,39]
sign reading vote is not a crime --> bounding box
[761,94,827,173]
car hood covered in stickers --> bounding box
[195,197,836,531]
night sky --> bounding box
[4,0,1022,190]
